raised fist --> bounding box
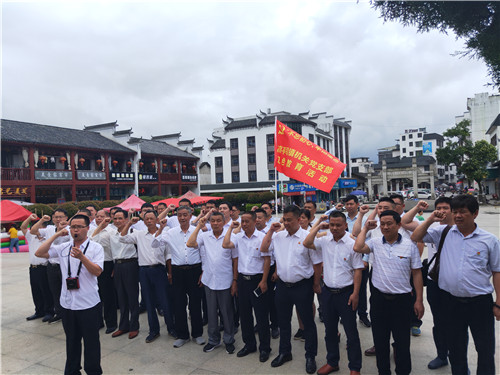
[270,222,282,232]
[231,221,240,229]
[42,215,51,222]
[131,216,140,224]
[359,205,370,215]
[366,220,377,230]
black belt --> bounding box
[324,284,353,294]
[172,263,201,270]
[239,273,263,281]
[280,277,311,288]
[141,264,164,268]
[48,263,60,267]
[115,258,137,264]
[30,264,47,269]
[445,291,491,304]
[374,287,410,301]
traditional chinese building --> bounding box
[1,119,199,203]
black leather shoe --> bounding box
[26,313,43,321]
[259,350,271,362]
[271,353,292,367]
[237,346,256,358]
[105,326,117,334]
[42,314,53,322]
[305,357,316,374]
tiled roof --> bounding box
[373,156,436,169]
[423,133,444,141]
[486,114,500,134]
[1,119,134,153]
[210,139,226,150]
[258,114,317,127]
[137,139,198,159]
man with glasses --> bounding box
[36,214,104,375]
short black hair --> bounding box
[283,205,300,218]
[78,208,91,216]
[70,214,90,226]
[206,200,217,206]
[210,212,224,220]
[343,194,358,204]
[109,207,120,215]
[261,202,272,209]
[299,209,311,221]
[305,200,317,209]
[435,196,452,207]
[379,197,396,206]
[157,202,167,208]
[254,208,267,217]
[113,209,128,219]
[53,208,68,218]
[451,195,479,214]
[143,210,157,218]
[389,194,404,203]
[141,203,154,211]
[379,210,401,223]
[241,211,256,220]
[179,198,192,206]
[329,211,346,221]
[217,201,231,209]
[85,204,98,210]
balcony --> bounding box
[160,173,180,182]
[1,168,31,181]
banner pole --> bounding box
[274,116,278,219]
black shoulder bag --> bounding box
[425,225,451,285]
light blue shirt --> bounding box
[423,224,500,297]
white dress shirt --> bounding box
[314,232,364,288]
[197,230,237,290]
[423,224,500,297]
[268,227,323,283]
[120,230,169,266]
[232,229,270,275]
[152,226,201,266]
[90,227,114,262]
[39,225,71,264]
[366,234,422,294]
[25,230,48,266]
[108,228,137,260]
[48,238,104,310]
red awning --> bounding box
[0,200,36,222]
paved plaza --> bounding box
[1,207,499,374]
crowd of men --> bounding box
[20,194,499,375]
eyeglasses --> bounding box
[70,225,88,230]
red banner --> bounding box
[274,120,346,193]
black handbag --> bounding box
[425,225,451,284]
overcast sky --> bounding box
[2,1,497,162]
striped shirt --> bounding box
[366,234,422,294]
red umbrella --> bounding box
[0,200,36,223]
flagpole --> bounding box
[274,116,278,219]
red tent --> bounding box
[151,197,181,207]
[178,191,224,205]
[0,200,36,223]
[104,194,146,212]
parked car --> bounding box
[409,189,432,199]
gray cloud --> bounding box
[2,1,493,161]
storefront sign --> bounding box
[339,179,358,188]
[109,172,135,182]
[0,187,29,196]
[77,171,106,180]
[35,170,72,180]
[138,173,158,181]
[181,174,198,182]
[280,183,316,193]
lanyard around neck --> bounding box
[67,241,90,278]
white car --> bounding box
[409,190,432,199]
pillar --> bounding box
[29,147,36,203]
[382,160,388,196]
[430,167,436,199]
[367,173,373,201]
[105,153,110,200]
[412,157,418,192]
[70,151,77,202]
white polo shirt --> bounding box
[48,238,104,310]
[152,226,201,266]
[196,230,237,290]
[120,230,169,266]
[268,227,323,283]
[423,224,500,297]
[25,230,48,266]
[109,228,137,260]
[90,227,114,262]
[366,234,422,294]
[231,229,270,275]
[314,232,364,289]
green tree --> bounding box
[372,1,500,87]
[436,119,497,196]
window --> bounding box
[416,150,423,156]
[309,134,314,142]
[215,157,223,168]
[268,151,274,163]
[266,134,274,146]
[268,170,275,180]
[409,151,414,156]
[231,156,239,166]
[288,123,302,135]
[230,138,238,149]
[417,133,422,138]
[232,172,240,183]
[248,154,256,164]
[402,135,406,141]
[352,166,359,173]
[409,134,413,139]
[409,142,413,147]
[416,141,422,147]
[215,173,223,183]
[402,148,406,153]
[247,136,255,148]
[248,171,257,182]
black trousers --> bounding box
[267,264,279,329]
[357,266,369,319]
[238,274,271,352]
[275,277,317,359]
[426,279,448,360]
[171,264,203,339]
[114,259,140,332]
[442,291,495,375]
[321,285,362,372]
[29,265,53,316]
[370,287,412,375]
[61,303,102,375]
[47,263,63,316]
[97,261,117,329]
